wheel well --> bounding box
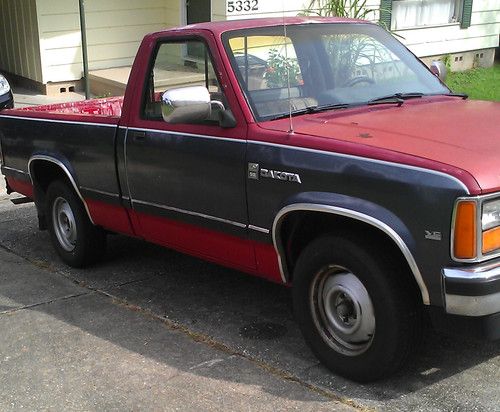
[31,161,70,194]
[278,211,422,302]
[29,160,75,228]
[30,160,73,204]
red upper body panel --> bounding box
[259,96,500,194]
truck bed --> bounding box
[0,96,125,233]
[18,96,124,118]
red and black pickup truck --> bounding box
[1,17,499,382]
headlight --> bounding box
[482,199,500,230]
[0,74,11,95]
[452,196,500,261]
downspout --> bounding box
[78,0,90,99]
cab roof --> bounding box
[153,16,368,37]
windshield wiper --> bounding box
[269,103,351,120]
[268,106,319,121]
[368,97,404,107]
[313,103,351,112]
[444,92,468,100]
[268,93,428,119]
[395,92,425,99]
[368,92,426,106]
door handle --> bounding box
[131,131,146,142]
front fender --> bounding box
[272,192,429,304]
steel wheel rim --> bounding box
[52,197,77,252]
[310,265,375,356]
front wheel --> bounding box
[46,180,106,267]
[293,234,422,382]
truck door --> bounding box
[124,36,255,270]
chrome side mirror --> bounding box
[161,86,211,124]
[430,60,448,82]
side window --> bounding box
[143,39,228,122]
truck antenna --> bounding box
[282,1,294,134]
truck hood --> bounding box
[260,97,500,194]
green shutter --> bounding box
[379,0,393,30]
[461,0,473,29]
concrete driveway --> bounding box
[0,176,499,411]
[12,87,84,109]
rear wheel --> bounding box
[293,234,422,382]
[46,180,106,267]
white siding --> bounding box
[216,0,499,58]
[30,0,500,84]
[391,0,500,57]
[36,0,181,83]
[0,0,43,82]
[218,0,381,21]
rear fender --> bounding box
[28,154,94,224]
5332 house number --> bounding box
[227,0,259,13]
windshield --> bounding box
[222,23,449,121]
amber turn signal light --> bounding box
[482,226,500,254]
[453,201,477,259]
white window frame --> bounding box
[391,0,464,30]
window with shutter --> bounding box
[461,0,473,29]
[379,0,393,29]
[388,0,472,30]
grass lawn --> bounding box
[445,63,500,101]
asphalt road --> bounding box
[0,177,499,411]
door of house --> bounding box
[186,0,210,24]
[186,0,211,58]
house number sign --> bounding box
[227,0,259,13]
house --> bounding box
[378,0,499,70]
[0,0,498,96]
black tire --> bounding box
[45,180,106,267]
[292,234,422,382]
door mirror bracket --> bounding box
[218,109,237,128]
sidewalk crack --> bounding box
[0,292,90,315]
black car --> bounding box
[0,74,14,110]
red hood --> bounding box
[260,97,500,194]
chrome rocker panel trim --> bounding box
[132,199,247,229]
[273,203,430,305]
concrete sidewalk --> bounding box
[0,248,350,411]
[0,178,355,411]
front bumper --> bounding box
[428,262,500,340]
[443,260,500,317]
